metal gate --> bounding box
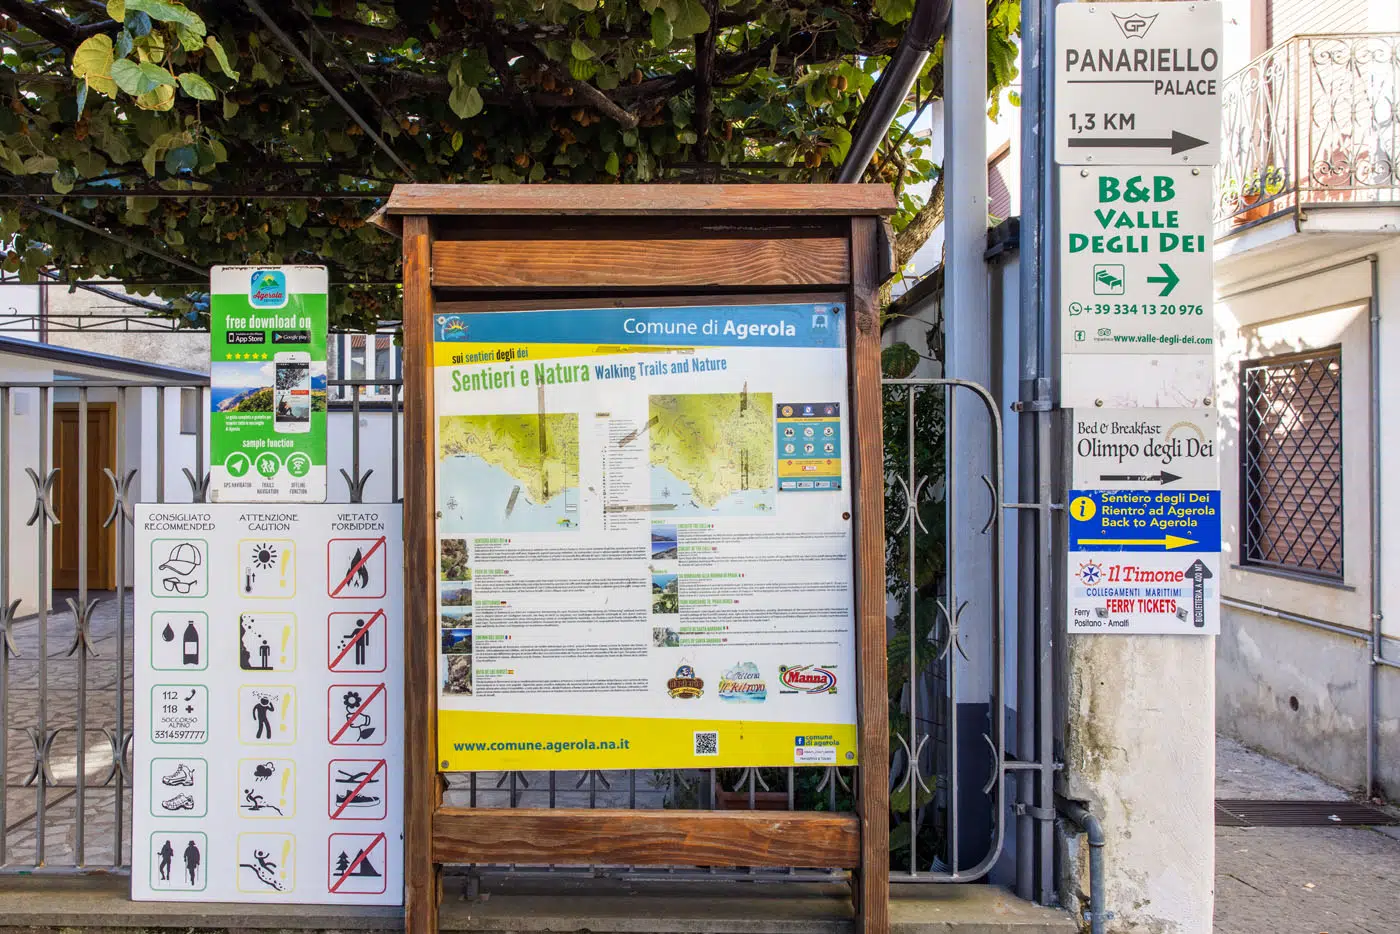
[0,372,1054,899]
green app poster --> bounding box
[209,266,328,503]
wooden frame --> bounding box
[377,184,894,934]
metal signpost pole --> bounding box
[1017,0,1061,904]
[1053,3,1225,929]
[944,0,997,875]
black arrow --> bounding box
[1068,130,1208,154]
[1186,559,1213,628]
[1098,471,1182,485]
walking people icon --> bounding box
[150,831,206,891]
[183,839,201,886]
[157,839,173,881]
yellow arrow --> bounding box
[1077,534,1198,550]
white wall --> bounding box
[42,283,210,372]
[325,409,403,505]
[1212,237,1400,796]
[2,357,53,615]
[0,283,41,339]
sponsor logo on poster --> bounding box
[717,662,767,703]
[778,665,838,695]
[666,664,704,699]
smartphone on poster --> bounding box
[272,351,311,433]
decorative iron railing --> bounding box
[1215,33,1400,233]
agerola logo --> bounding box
[778,665,837,695]
[249,269,287,309]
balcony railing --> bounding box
[1215,33,1400,234]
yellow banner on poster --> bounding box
[439,710,859,772]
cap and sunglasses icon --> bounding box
[159,543,204,594]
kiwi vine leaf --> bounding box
[0,1,1020,329]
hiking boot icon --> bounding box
[161,793,196,811]
[161,763,196,786]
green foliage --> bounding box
[882,332,947,862]
[0,1,1020,329]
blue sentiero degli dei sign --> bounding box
[1068,489,1221,552]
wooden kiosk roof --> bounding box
[370,183,897,234]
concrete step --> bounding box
[0,873,1076,934]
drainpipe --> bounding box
[835,0,953,183]
[1058,799,1106,934]
[1367,253,1382,798]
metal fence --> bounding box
[0,372,1043,891]
[1215,32,1400,233]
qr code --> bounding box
[693,731,719,756]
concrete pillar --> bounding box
[1061,636,1215,932]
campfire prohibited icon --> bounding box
[327,538,387,599]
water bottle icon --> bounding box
[182,622,200,666]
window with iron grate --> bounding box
[1239,347,1343,580]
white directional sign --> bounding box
[1072,409,1218,490]
[1055,2,1223,165]
[1060,167,1212,355]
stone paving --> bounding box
[1215,736,1400,934]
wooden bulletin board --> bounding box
[372,184,896,934]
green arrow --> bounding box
[1147,263,1180,297]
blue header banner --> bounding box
[433,303,847,349]
[1069,489,1221,552]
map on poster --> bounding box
[133,504,403,904]
[432,303,858,771]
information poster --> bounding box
[432,303,858,771]
[134,504,403,904]
[210,266,328,503]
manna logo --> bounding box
[778,665,837,695]
[250,270,288,309]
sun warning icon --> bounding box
[1077,561,1104,586]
